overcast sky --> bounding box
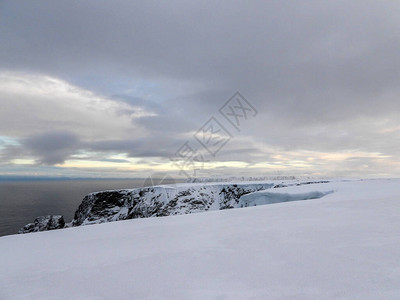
[1,0,400,179]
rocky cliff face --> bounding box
[19,181,333,233]
[19,182,274,233]
[19,215,65,234]
[71,183,274,226]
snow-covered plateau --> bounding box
[1,178,400,299]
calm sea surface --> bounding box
[0,179,165,237]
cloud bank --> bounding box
[1,1,400,178]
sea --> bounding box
[0,178,177,237]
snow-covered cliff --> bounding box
[71,182,274,226]
[19,182,275,233]
[19,180,331,233]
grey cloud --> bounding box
[87,137,179,158]
[23,132,81,165]
[1,1,400,176]
[113,95,164,113]
[2,1,399,123]
[0,144,24,165]
[95,158,130,163]
[70,155,131,164]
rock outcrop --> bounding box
[18,215,65,234]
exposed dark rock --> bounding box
[19,215,65,234]
[273,183,288,188]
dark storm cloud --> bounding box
[23,132,81,165]
[1,0,400,175]
[0,134,185,167]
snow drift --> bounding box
[237,190,334,207]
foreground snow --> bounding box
[1,179,400,299]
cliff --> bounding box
[19,182,275,233]
[71,183,274,226]
[19,180,331,233]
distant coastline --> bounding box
[0,176,157,182]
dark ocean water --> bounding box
[0,179,166,237]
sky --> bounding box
[1,0,400,179]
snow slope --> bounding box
[1,179,400,299]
